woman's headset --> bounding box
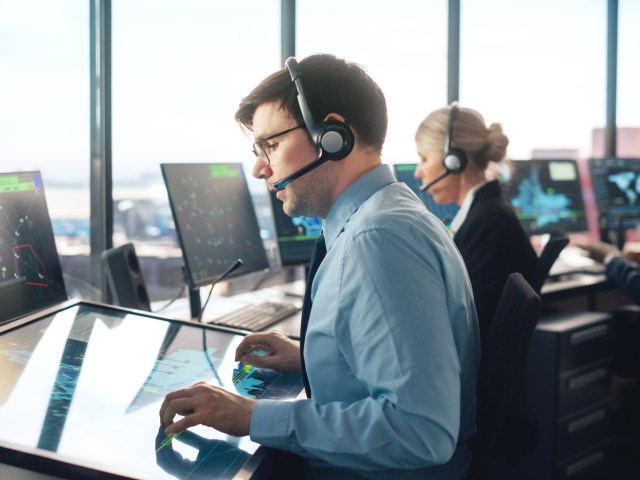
[442,101,468,174]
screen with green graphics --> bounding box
[162,163,269,288]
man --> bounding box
[160,54,480,479]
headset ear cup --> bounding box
[443,148,468,174]
[317,120,355,161]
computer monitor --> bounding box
[589,157,640,230]
[161,163,269,290]
[502,159,588,235]
[0,171,67,325]
[0,301,304,479]
[268,190,322,267]
[393,163,460,225]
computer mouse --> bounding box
[246,346,270,357]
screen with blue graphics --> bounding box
[502,159,588,235]
[589,157,640,229]
[269,190,323,266]
[393,163,460,226]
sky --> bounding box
[0,0,638,187]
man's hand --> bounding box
[160,382,256,436]
[235,331,301,372]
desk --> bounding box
[161,274,617,338]
[541,273,613,312]
[0,464,66,480]
[541,274,608,298]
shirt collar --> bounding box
[449,181,487,235]
[323,164,395,250]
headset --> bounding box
[442,101,468,174]
[285,57,354,161]
[420,101,468,192]
[272,58,355,191]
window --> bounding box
[0,1,93,299]
[617,0,640,156]
[297,0,447,166]
[111,0,280,301]
[460,0,605,160]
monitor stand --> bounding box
[188,286,202,320]
[275,265,307,298]
[600,214,633,251]
[182,265,201,320]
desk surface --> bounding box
[157,281,304,339]
[160,274,612,333]
[541,273,610,300]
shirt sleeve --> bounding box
[250,224,474,471]
[606,256,640,304]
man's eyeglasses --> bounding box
[252,125,304,166]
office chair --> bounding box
[530,232,570,293]
[470,273,541,480]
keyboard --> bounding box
[208,301,301,331]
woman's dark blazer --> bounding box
[453,180,538,343]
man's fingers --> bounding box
[161,397,194,427]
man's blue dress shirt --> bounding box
[250,165,480,479]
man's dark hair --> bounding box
[235,53,387,152]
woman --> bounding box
[414,103,537,343]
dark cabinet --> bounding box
[513,311,613,479]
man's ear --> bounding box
[324,113,347,123]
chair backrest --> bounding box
[471,272,541,479]
[530,233,570,292]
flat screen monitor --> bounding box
[0,171,67,325]
[0,301,304,479]
[502,159,588,235]
[393,163,460,225]
[161,163,269,289]
[268,190,322,266]
[589,157,640,229]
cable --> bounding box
[196,259,244,323]
[153,284,187,313]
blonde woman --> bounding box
[415,103,537,343]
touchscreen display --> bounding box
[0,303,303,479]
